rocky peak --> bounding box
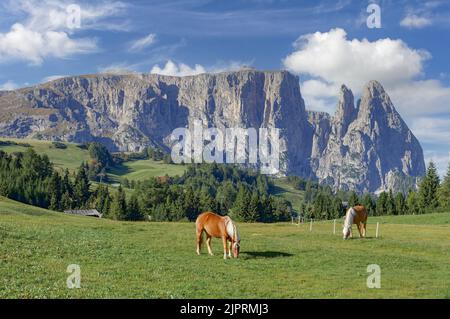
[0,71,425,193]
[357,80,403,133]
[333,84,356,137]
[309,80,425,193]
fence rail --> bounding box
[291,218,381,238]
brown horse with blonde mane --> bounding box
[195,212,240,259]
[343,205,368,239]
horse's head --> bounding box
[232,240,240,258]
[343,225,351,240]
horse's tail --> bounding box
[195,218,204,243]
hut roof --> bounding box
[64,209,102,218]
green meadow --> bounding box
[0,196,449,299]
[0,138,90,172]
[108,158,187,183]
[0,138,186,182]
[1,138,449,298]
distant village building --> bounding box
[64,209,102,218]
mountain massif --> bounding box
[0,70,425,193]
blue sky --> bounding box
[0,0,449,175]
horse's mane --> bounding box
[224,216,239,242]
[344,207,356,230]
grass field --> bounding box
[0,138,90,172]
[1,196,449,299]
[0,137,297,198]
[108,159,187,183]
[271,178,304,213]
[0,138,188,183]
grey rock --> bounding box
[308,81,425,193]
[0,71,425,193]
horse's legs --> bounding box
[358,223,363,238]
[363,222,367,238]
[206,236,214,256]
[222,236,228,260]
[228,241,232,258]
[196,228,203,255]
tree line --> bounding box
[0,149,291,222]
[289,161,449,220]
[1,145,449,222]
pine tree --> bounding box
[61,191,72,210]
[126,194,144,221]
[376,192,388,216]
[110,185,127,220]
[394,192,406,215]
[304,181,313,203]
[49,193,59,211]
[348,191,360,207]
[231,185,250,221]
[332,197,344,219]
[387,190,396,215]
[198,188,216,213]
[61,168,72,196]
[438,162,450,209]
[418,161,441,211]
[406,190,422,215]
[361,193,375,216]
[94,184,111,216]
[73,163,91,208]
[247,190,260,222]
[183,187,199,221]
[48,171,62,211]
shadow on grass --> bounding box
[242,251,293,259]
[106,163,131,182]
[269,185,288,196]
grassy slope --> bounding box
[1,196,449,299]
[0,138,89,172]
[271,178,304,213]
[0,138,296,201]
[108,159,187,183]
[0,138,186,182]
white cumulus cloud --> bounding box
[283,28,450,176]
[0,23,96,65]
[150,60,206,77]
[0,0,126,65]
[400,14,432,29]
[282,28,450,116]
[283,28,429,91]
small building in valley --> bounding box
[64,209,102,218]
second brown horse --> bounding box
[195,211,240,259]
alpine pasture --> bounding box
[1,197,449,298]
[0,139,449,298]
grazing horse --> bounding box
[343,205,368,240]
[195,212,240,259]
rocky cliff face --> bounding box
[308,81,425,193]
[0,70,425,193]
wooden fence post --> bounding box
[376,222,380,238]
[333,219,336,235]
